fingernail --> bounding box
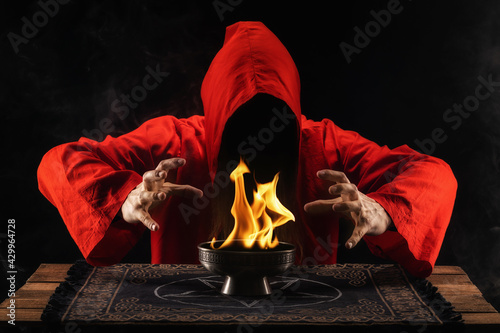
[346,242,353,249]
[151,224,158,231]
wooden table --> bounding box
[1,264,500,331]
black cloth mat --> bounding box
[42,262,462,328]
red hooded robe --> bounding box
[37,21,457,278]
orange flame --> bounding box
[211,157,295,250]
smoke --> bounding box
[1,0,222,143]
[62,0,222,138]
[467,85,500,310]
[435,0,500,311]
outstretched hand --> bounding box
[121,158,203,231]
[304,170,393,249]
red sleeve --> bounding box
[323,119,457,277]
[37,116,183,266]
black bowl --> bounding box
[198,240,296,296]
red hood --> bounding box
[201,21,302,179]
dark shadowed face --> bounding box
[212,94,302,249]
[219,93,299,184]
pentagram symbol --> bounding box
[154,275,342,308]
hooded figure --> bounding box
[38,22,457,278]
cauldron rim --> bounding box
[198,239,295,254]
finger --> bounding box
[143,170,167,191]
[332,200,361,213]
[163,183,203,199]
[317,170,350,184]
[345,224,370,249]
[304,198,342,215]
[155,157,186,181]
[137,211,159,232]
[155,158,186,172]
[139,190,166,205]
[329,183,359,200]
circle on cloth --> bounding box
[154,275,342,309]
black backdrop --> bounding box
[2,0,500,312]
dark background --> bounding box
[1,0,500,312]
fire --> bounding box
[211,157,295,250]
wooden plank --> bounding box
[461,312,500,325]
[427,274,474,286]
[0,297,51,309]
[429,269,481,297]
[0,308,44,322]
[37,263,73,270]
[445,294,494,304]
[432,266,466,275]
[428,275,498,313]
[0,277,61,311]
[9,289,58,300]
[443,295,498,313]
[434,283,483,296]
[28,263,72,283]
[0,264,67,322]
[1,292,52,303]
[19,283,62,292]
[454,302,498,314]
